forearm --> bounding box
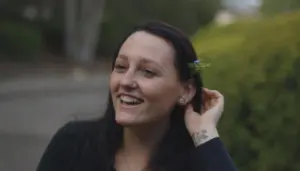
[190,126,238,171]
[191,126,219,147]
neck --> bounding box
[114,119,170,171]
[121,118,169,160]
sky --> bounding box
[223,0,262,9]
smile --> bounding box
[119,95,144,105]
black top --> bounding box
[37,120,238,171]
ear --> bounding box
[178,79,196,105]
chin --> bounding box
[115,113,143,127]
[115,120,136,127]
[115,119,144,127]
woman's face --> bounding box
[110,31,185,126]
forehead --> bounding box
[118,31,175,65]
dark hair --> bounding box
[100,21,203,171]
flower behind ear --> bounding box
[188,59,211,76]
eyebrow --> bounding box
[117,54,165,72]
[116,54,128,60]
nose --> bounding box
[120,70,138,89]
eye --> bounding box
[142,69,156,78]
[114,64,127,73]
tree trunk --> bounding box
[65,0,78,61]
[65,0,105,65]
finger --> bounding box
[202,88,214,94]
[213,91,224,105]
[204,89,214,107]
[203,93,210,111]
[202,89,212,110]
[211,97,218,107]
[185,103,194,114]
[206,89,223,100]
[205,89,219,96]
[203,89,218,102]
[203,88,214,100]
[212,92,224,110]
[203,89,224,109]
[200,104,205,114]
[212,90,223,97]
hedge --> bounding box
[192,12,300,171]
[0,21,43,61]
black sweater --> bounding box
[37,120,237,171]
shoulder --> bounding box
[37,119,107,171]
[55,119,103,138]
[49,118,108,150]
[45,119,102,148]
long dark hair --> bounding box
[99,21,203,171]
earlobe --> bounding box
[178,97,186,105]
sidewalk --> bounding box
[0,62,110,95]
[0,63,110,171]
[0,64,110,135]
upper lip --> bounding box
[117,93,144,102]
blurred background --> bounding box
[0,0,300,170]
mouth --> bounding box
[118,94,144,106]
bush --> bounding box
[0,21,43,61]
[192,12,300,171]
[97,0,221,57]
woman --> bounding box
[37,21,237,171]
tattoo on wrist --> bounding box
[191,130,208,146]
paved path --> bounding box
[0,67,110,171]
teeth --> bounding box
[120,95,141,104]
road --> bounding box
[0,67,109,171]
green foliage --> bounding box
[193,12,300,171]
[261,0,300,15]
[98,0,220,57]
[1,0,220,59]
[0,21,44,61]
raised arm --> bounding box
[190,127,237,171]
[184,88,238,171]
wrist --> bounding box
[190,126,219,147]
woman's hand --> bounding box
[184,88,224,146]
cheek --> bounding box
[142,80,180,108]
[109,73,119,92]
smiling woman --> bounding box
[111,31,186,127]
[37,21,238,171]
